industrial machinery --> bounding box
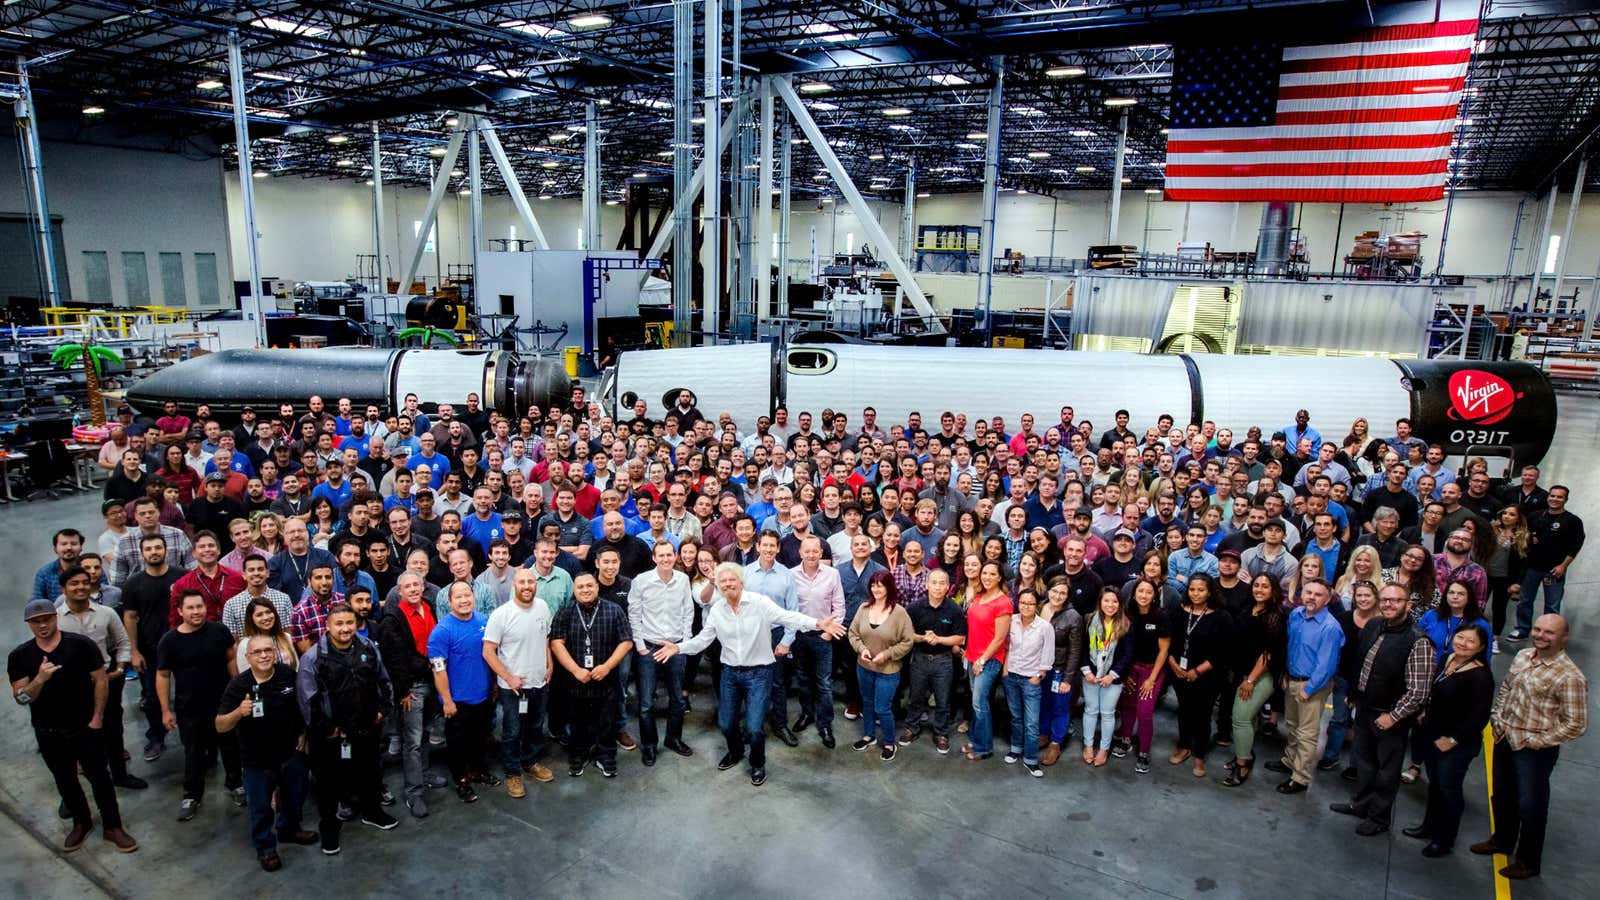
[126,348,570,418]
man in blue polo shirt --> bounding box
[460,487,505,550]
[427,581,498,803]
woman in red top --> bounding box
[158,443,201,504]
[962,561,1013,761]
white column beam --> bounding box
[226,31,265,345]
[1108,110,1128,243]
[401,127,466,292]
[1551,158,1586,310]
[703,0,722,337]
[371,123,386,293]
[755,76,774,321]
[974,58,1004,335]
[645,108,738,264]
[583,101,601,251]
[479,120,550,251]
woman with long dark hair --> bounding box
[1406,623,1493,857]
[1002,589,1054,777]
[848,572,915,762]
[1393,543,1439,620]
[1484,506,1528,651]
[1166,574,1235,778]
[1113,578,1171,774]
[1038,577,1083,766]
[158,443,200,504]
[1080,587,1132,767]
[1222,575,1286,786]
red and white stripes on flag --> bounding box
[1164,19,1479,203]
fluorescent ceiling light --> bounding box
[1120,177,1131,184]
[254,71,302,83]
[327,135,349,144]
[1075,166,1096,173]
[916,192,930,198]
[888,124,913,131]
[541,161,559,168]
[251,17,328,37]
[1070,129,1095,138]
[1145,188,1161,194]
[444,116,459,127]
[429,147,447,157]
[1103,96,1138,107]
[928,74,968,86]
[196,79,224,90]
[799,82,831,94]
[252,170,268,179]
[567,14,612,28]
[868,153,884,160]
[633,172,648,178]
[538,194,553,200]
[253,109,290,119]
[657,150,674,157]
[635,98,672,110]
[808,101,839,111]
[802,23,853,43]
[956,142,979,150]
[499,20,568,39]
[691,116,706,125]
[1028,151,1050,159]
[548,133,572,142]
[605,200,619,205]
[1046,66,1086,78]
[449,169,463,177]
[1011,106,1043,116]
[336,159,354,167]
[790,138,803,144]
[365,179,375,185]
[966,132,987,140]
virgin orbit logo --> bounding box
[1447,370,1520,426]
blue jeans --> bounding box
[1515,568,1564,633]
[856,666,900,745]
[1491,741,1561,871]
[968,659,1002,754]
[791,632,835,729]
[241,752,309,852]
[1003,673,1042,764]
[1040,672,1074,744]
[634,647,686,749]
[718,665,771,769]
[496,685,548,777]
[615,652,633,730]
[1421,739,1480,849]
[1319,675,1352,765]
[1082,680,1124,750]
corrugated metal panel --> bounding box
[1189,355,1411,441]
[616,343,773,427]
[785,346,1193,435]
[1157,283,1239,354]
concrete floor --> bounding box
[2,399,1596,900]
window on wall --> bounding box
[194,253,221,306]
[82,251,112,302]
[159,252,186,306]
[121,252,150,306]
[1545,235,1561,274]
[413,220,435,253]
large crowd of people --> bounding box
[9,388,1590,881]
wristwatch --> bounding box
[15,691,32,705]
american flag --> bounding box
[1164,18,1479,203]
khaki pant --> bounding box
[1281,679,1331,786]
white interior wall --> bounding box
[0,140,233,307]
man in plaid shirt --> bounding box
[289,564,343,654]
[108,498,193,588]
[1473,614,1589,880]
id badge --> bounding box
[518,695,529,714]
[252,701,265,718]
[1178,656,1188,671]
[340,740,352,760]
[583,653,595,669]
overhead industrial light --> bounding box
[1011,106,1043,116]
[1028,151,1050,159]
[327,135,349,144]
[605,200,619,205]
[956,143,980,150]
[808,101,839,111]
[82,105,105,115]
[657,150,673,157]
[428,147,447,157]
[334,159,355,167]
[196,79,224,90]
[633,172,648,178]
[799,82,832,94]
[548,133,572,142]
[1103,96,1138,107]
[888,124,913,131]
[566,124,587,132]
[1075,166,1096,173]
[538,194,553,200]
[567,14,612,28]
[881,107,912,117]
[790,138,803,144]
[449,169,463,177]
[445,116,460,127]
[868,153,885,160]
[251,17,328,37]
[1046,65,1086,79]
[966,132,987,140]
[1070,129,1096,138]
[916,192,931,198]
[1144,188,1161,194]
[928,74,969,86]
[458,187,472,195]
[1121,177,1131,184]
[1159,127,1170,134]
[365,179,375,185]
[541,160,559,168]
[691,116,706,125]
[252,170,268,179]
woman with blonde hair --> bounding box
[1484,506,1528,651]
[1282,553,1324,609]
[1334,545,1384,609]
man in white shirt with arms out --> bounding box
[653,562,846,787]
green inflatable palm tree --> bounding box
[51,343,123,426]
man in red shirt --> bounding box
[373,571,443,817]
[168,531,245,627]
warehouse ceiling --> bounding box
[1,1,1597,203]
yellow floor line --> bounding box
[1482,725,1512,900]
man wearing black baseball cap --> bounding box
[8,595,139,853]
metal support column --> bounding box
[901,163,916,265]
[755,76,774,322]
[226,31,265,345]
[1527,184,1558,309]
[975,57,1004,336]
[583,101,601,250]
[1500,197,1526,311]
[468,115,482,309]
[402,127,466,292]
[777,114,792,316]
[13,57,58,307]
[670,0,694,345]
[480,120,550,251]
[370,123,386,293]
[774,77,940,329]
[1551,158,1586,311]
[703,0,722,337]
[1108,110,1128,243]
[648,109,737,265]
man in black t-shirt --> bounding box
[157,590,241,819]
[216,635,317,871]
[899,569,967,752]
[119,534,183,759]
[9,598,139,853]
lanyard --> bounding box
[576,601,599,652]
[195,569,222,607]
